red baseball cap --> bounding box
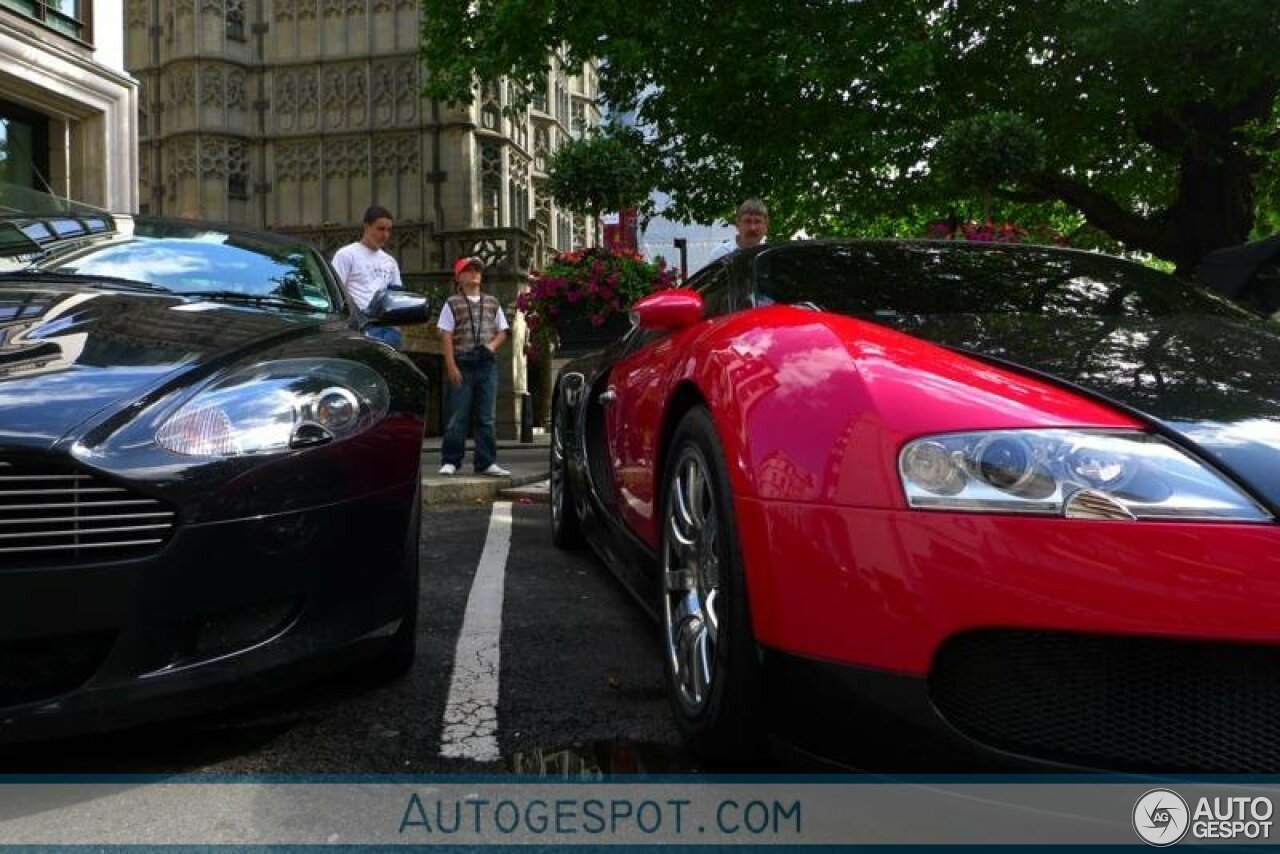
[453,256,485,277]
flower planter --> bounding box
[553,308,632,356]
[518,247,679,359]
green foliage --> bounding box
[546,126,653,218]
[933,112,1046,203]
[419,0,1280,272]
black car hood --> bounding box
[0,287,312,448]
[888,312,1280,510]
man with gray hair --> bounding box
[707,198,769,262]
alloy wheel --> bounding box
[551,404,567,530]
[662,446,722,715]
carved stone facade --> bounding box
[126,0,601,437]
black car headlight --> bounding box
[899,429,1270,521]
[156,358,389,456]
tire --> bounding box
[659,407,765,761]
[550,393,584,549]
[367,482,421,679]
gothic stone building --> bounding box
[125,0,600,437]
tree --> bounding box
[546,125,653,228]
[420,0,1280,274]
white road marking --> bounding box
[438,501,512,761]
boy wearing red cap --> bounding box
[437,256,511,476]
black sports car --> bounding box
[0,212,430,743]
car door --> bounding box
[603,263,733,547]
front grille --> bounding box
[931,629,1280,772]
[0,458,176,567]
[0,630,115,706]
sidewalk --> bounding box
[420,432,551,505]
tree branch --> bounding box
[1030,172,1174,258]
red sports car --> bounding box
[550,239,1280,773]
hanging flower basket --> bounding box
[518,247,680,358]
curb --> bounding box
[422,470,548,506]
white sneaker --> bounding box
[480,464,511,477]
[438,463,456,475]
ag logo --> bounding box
[1134,788,1189,846]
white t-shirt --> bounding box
[707,236,766,263]
[331,242,402,310]
[707,239,737,263]
[437,294,510,333]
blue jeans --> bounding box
[442,349,498,471]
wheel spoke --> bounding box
[692,624,713,702]
[676,613,708,704]
[666,503,696,550]
[672,462,699,534]
[702,588,720,643]
[684,460,707,528]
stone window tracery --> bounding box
[533,125,549,172]
[509,154,530,231]
[275,141,321,182]
[170,67,196,108]
[227,70,246,110]
[226,0,245,39]
[480,140,502,227]
[201,67,225,106]
[373,134,418,175]
[481,81,501,131]
[325,138,369,178]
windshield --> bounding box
[754,242,1259,321]
[39,225,340,313]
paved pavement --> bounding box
[420,432,551,505]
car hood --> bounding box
[0,288,313,448]
[885,311,1280,509]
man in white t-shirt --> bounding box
[707,198,769,263]
[332,205,404,348]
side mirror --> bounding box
[631,288,703,332]
[365,288,430,325]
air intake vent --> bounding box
[0,458,175,567]
[931,629,1280,772]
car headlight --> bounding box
[156,358,389,456]
[898,429,1270,521]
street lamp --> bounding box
[672,237,688,283]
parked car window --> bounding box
[41,224,340,312]
[755,242,1257,321]
[695,263,732,318]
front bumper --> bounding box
[740,497,1280,772]
[0,485,414,743]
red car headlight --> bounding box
[899,429,1270,521]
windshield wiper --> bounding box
[0,270,172,292]
[170,290,325,312]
